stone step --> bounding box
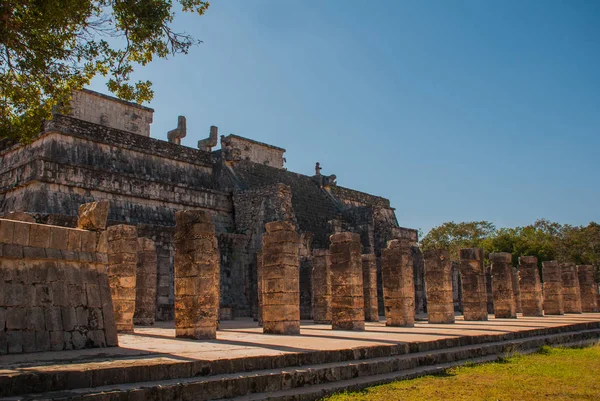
[1,327,598,401]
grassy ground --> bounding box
[322,344,600,401]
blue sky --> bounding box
[90,0,600,235]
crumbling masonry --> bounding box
[458,248,488,321]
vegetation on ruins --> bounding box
[421,219,600,273]
[0,0,209,142]
[323,344,600,401]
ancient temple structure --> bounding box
[0,89,418,322]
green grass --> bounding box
[322,343,600,401]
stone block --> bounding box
[61,307,78,331]
[29,224,51,248]
[423,249,455,324]
[5,283,24,306]
[77,200,110,231]
[2,244,24,259]
[25,307,45,331]
[542,260,564,315]
[518,256,544,317]
[7,330,23,353]
[382,239,414,327]
[36,331,51,352]
[458,248,488,321]
[72,331,87,349]
[67,230,82,252]
[0,219,15,243]
[22,331,36,352]
[490,252,517,318]
[6,307,26,330]
[561,262,582,314]
[12,221,30,246]
[49,226,69,250]
[44,306,63,331]
[23,246,47,260]
[49,330,64,351]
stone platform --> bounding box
[1,314,599,400]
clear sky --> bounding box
[90,0,600,235]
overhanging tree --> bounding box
[1,0,209,142]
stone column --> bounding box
[174,210,220,339]
[256,250,263,326]
[561,263,582,314]
[423,249,455,324]
[485,265,494,314]
[542,260,564,315]
[518,256,543,317]
[578,265,599,313]
[451,261,463,312]
[458,248,488,321]
[490,252,517,318]
[330,232,365,331]
[133,237,157,326]
[107,225,139,332]
[312,249,332,324]
[261,221,300,335]
[511,267,522,314]
[381,239,415,327]
[362,254,379,322]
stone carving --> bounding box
[424,249,455,324]
[312,249,332,324]
[107,225,139,332]
[381,239,415,327]
[490,252,517,318]
[167,116,186,145]
[362,254,379,322]
[221,135,242,161]
[77,200,109,231]
[511,267,522,314]
[561,263,582,314]
[458,248,488,321]
[198,126,219,152]
[518,256,543,317]
[174,210,220,339]
[261,221,300,335]
[329,232,365,331]
[312,162,337,188]
[315,162,322,175]
[542,260,564,315]
[577,265,599,313]
[134,238,157,326]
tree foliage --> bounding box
[1,0,209,142]
[420,221,496,260]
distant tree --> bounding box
[420,221,496,261]
[1,0,209,142]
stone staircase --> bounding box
[1,322,598,401]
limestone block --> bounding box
[77,201,109,231]
[382,239,414,327]
[561,263,582,314]
[329,232,365,331]
[518,256,544,317]
[312,249,331,324]
[542,260,564,315]
[423,249,455,324]
[458,248,488,321]
[174,210,220,339]
[107,225,139,332]
[2,211,35,223]
[134,238,157,326]
[362,254,379,322]
[490,253,517,318]
[261,221,300,335]
[577,265,599,313]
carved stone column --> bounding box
[561,263,582,314]
[133,237,157,326]
[511,267,522,314]
[423,249,455,324]
[256,250,263,326]
[330,232,365,331]
[577,265,599,313]
[490,252,517,318]
[542,260,564,315]
[362,254,379,322]
[458,248,488,321]
[518,256,543,317]
[381,239,415,327]
[174,210,220,339]
[312,249,332,324]
[261,221,300,335]
[107,225,139,332]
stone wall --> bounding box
[69,90,154,137]
[218,233,253,318]
[0,218,117,354]
[134,237,157,325]
[222,135,286,169]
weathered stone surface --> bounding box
[577,265,599,313]
[423,249,454,324]
[312,249,331,324]
[261,221,300,335]
[107,225,139,332]
[2,211,35,223]
[362,254,379,322]
[329,232,365,331]
[256,250,264,326]
[490,252,517,319]
[174,210,220,339]
[561,263,582,314]
[518,256,543,317]
[134,237,157,325]
[381,239,414,327]
[458,248,488,321]
[511,267,522,314]
[542,260,564,315]
[77,201,109,231]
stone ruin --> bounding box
[381,239,415,327]
[518,256,544,317]
[542,260,564,315]
[458,248,489,321]
[578,265,599,313]
[423,249,455,324]
[490,252,517,318]
[561,262,582,314]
